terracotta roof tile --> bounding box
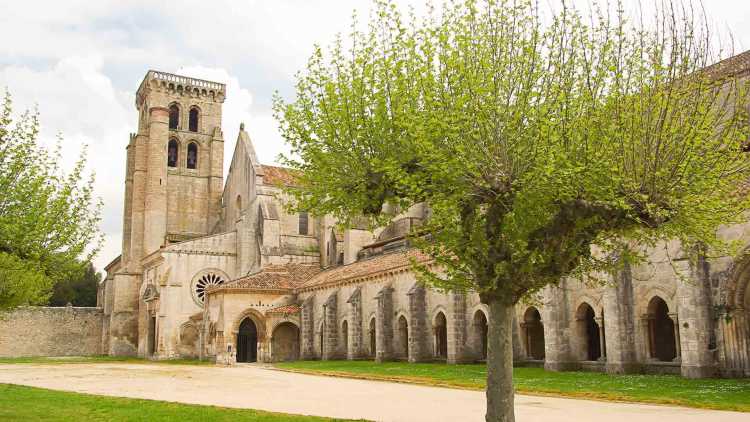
[299,249,430,291]
[267,304,301,314]
[261,165,299,187]
[213,264,321,292]
[700,50,750,80]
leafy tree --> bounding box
[0,91,102,310]
[48,261,101,307]
[274,1,750,420]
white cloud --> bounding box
[2,0,750,274]
[0,56,134,272]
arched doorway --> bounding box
[434,312,448,359]
[473,310,488,360]
[369,318,376,358]
[647,296,677,362]
[523,307,545,360]
[397,315,409,359]
[237,318,258,363]
[576,303,601,361]
[271,322,299,362]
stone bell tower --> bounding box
[109,70,226,355]
[123,70,226,265]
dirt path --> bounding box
[0,362,745,422]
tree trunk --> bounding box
[485,298,515,422]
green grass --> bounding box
[275,360,750,412]
[0,384,361,421]
[0,355,212,365]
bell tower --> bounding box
[122,70,226,266]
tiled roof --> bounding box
[700,50,750,80]
[267,304,301,314]
[298,249,430,291]
[261,165,299,187]
[212,264,321,293]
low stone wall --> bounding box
[0,306,103,357]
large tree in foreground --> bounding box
[274,1,750,420]
[0,92,102,310]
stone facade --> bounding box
[0,307,103,357]
[92,66,750,379]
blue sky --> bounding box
[2,0,749,272]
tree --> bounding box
[0,91,102,310]
[273,1,750,421]
[49,261,101,307]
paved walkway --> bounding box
[0,362,746,422]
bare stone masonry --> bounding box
[0,307,103,357]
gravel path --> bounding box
[0,362,746,422]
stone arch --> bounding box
[433,311,448,359]
[271,321,300,362]
[231,308,267,342]
[472,309,488,360]
[646,296,677,362]
[719,251,750,376]
[167,138,179,167]
[575,302,601,361]
[168,103,180,129]
[188,106,200,132]
[186,141,198,169]
[396,313,409,360]
[368,316,376,358]
[341,319,349,356]
[639,285,675,311]
[237,317,259,362]
[178,322,200,358]
[522,306,545,360]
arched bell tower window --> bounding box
[299,212,309,235]
[187,142,198,169]
[168,104,179,130]
[189,107,199,132]
[167,139,179,168]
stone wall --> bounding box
[0,306,103,357]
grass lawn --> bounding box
[0,384,361,422]
[275,360,750,412]
[0,355,212,366]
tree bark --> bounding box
[485,298,515,422]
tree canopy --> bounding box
[274,1,750,420]
[0,91,102,310]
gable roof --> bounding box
[298,249,430,291]
[701,50,750,81]
[209,264,321,294]
[260,165,299,187]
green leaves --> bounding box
[0,91,103,309]
[275,0,750,304]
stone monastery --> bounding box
[90,59,750,379]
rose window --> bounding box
[193,273,225,305]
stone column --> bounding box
[300,297,315,359]
[407,283,428,362]
[669,312,682,362]
[675,256,716,378]
[143,106,169,255]
[542,283,576,371]
[127,132,148,269]
[512,312,524,362]
[375,285,394,362]
[322,291,338,360]
[346,287,363,360]
[595,316,606,361]
[603,263,640,374]
[447,292,468,364]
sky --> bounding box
[1,0,750,273]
